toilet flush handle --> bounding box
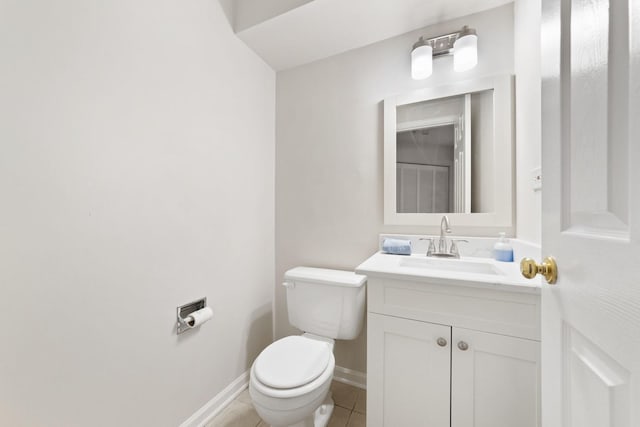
[282,281,295,289]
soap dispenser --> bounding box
[494,232,514,262]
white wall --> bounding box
[0,1,275,426]
[276,4,518,373]
[470,90,495,213]
[396,128,454,166]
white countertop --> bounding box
[356,251,542,294]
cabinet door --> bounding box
[367,313,451,427]
[451,328,540,427]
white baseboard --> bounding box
[181,365,366,427]
[333,366,366,390]
[180,371,249,427]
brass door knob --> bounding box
[520,256,558,284]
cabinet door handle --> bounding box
[457,341,469,351]
[436,337,448,347]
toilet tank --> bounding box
[283,267,367,340]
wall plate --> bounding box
[531,167,542,191]
[177,297,207,335]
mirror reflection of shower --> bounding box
[395,89,494,214]
[396,93,471,214]
[396,125,458,213]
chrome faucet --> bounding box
[420,215,468,258]
[438,215,452,253]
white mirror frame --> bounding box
[384,74,514,232]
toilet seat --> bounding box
[250,350,335,427]
[254,336,332,389]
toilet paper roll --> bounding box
[185,307,213,328]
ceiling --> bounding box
[228,0,513,71]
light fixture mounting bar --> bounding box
[427,32,461,57]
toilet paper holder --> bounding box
[177,297,207,335]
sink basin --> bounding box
[399,257,502,276]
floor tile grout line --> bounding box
[210,380,364,426]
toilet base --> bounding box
[312,392,334,427]
[268,393,334,427]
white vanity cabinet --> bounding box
[368,313,451,426]
[450,327,539,427]
[364,275,541,427]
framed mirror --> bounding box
[384,74,514,231]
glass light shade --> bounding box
[411,44,433,80]
[453,34,478,72]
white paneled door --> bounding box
[540,0,640,426]
[453,94,471,213]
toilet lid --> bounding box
[254,336,331,389]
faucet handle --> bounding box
[449,239,469,258]
[419,237,436,256]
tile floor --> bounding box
[206,381,366,427]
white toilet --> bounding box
[249,267,366,427]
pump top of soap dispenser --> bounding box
[493,232,514,262]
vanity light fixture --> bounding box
[410,26,478,80]
[411,37,433,79]
[453,26,478,72]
